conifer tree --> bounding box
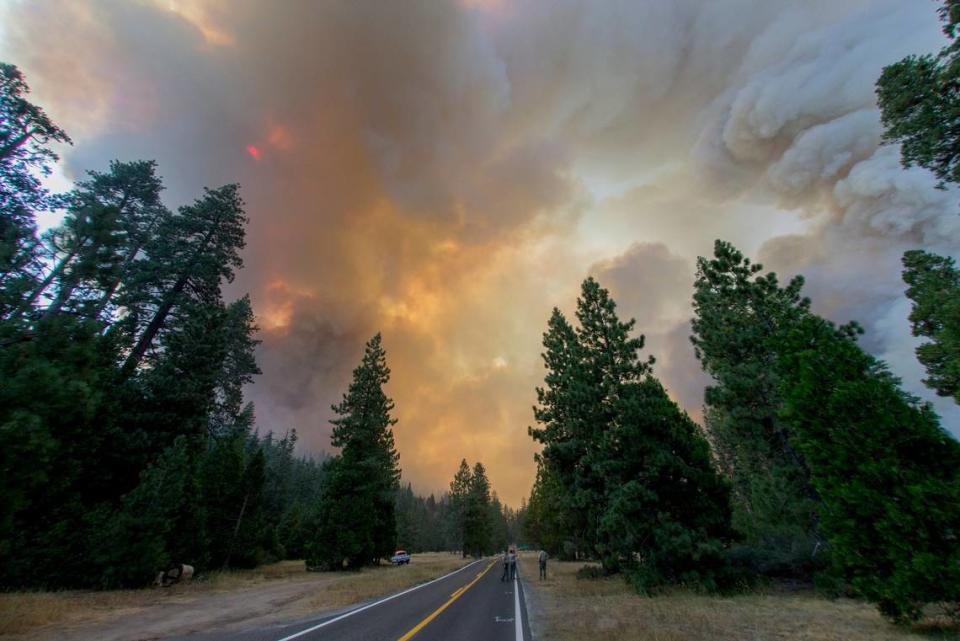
[0,63,71,320]
[12,160,166,321]
[523,457,568,557]
[121,183,246,375]
[778,314,960,622]
[307,334,400,569]
[876,1,960,188]
[902,250,960,404]
[0,62,311,590]
[85,436,208,588]
[449,459,473,555]
[598,377,734,591]
[489,493,510,553]
[691,240,821,576]
[531,277,733,587]
[464,462,492,557]
[528,307,591,555]
[531,278,653,564]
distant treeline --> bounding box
[396,472,522,556]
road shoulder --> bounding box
[516,552,546,640]
[1,553,470,641]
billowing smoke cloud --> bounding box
[2,0,956,504]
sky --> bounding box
[2,0,959,506]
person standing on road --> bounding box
[500,549,510,582]
[538,549,548,580]
[508,548,518,580]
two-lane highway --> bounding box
[170,557,532,641]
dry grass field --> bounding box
[0,553,470,640]
[521,552,960,641]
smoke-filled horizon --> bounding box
[3,0,958,506]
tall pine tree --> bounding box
[532,277,733,588]
[449,459,473,556]
[307,333,400,569]
[691,240,821,577]
[0,63,71,322]
[778,314,960,622]
[464,462,492,557]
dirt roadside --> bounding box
[0,553,469,641]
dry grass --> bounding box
[0,589,153,636]
[0,554,470,638]
[297,552,471,612]
[0,560,313,635]
[190,559,315,591]
[522,552,960,641]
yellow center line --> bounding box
[397,560,497,641]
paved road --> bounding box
[169,558,532,641]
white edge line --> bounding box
[274,558,485,641]
[514,569,524,641]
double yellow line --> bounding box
[396,560,498,641]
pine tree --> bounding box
[120,183,246,375]
[531,278,653,565]
[876,1,960,188]
[464,462,492,557]
[598,376,734,591]
[307,334,400,569]
[0,315,124,586]
[529,308,587,555]
[307,456,374,570]
[902,250,960,404]
[489,494,510,553]
[0,62,301,589]
[530,277,733,588]
[778,314,960,622]
[449,459,473,555]
[11,160,166,322]
[691,240,821,577]
[524,457,568,557]
[0,62,71,321]
[85,436,207,588]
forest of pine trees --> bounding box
[525,259,960,620]
[0,62,495,589]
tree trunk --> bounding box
[222,493,249,570]
[10,245,79,320]
[119,218,220,376]
[42,277,76,318]
[120,271,189,376]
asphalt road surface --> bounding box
[169,557,532,641]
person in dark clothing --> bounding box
[508,548,517,580]
[500,549,510,582]
[538,550,548,580]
